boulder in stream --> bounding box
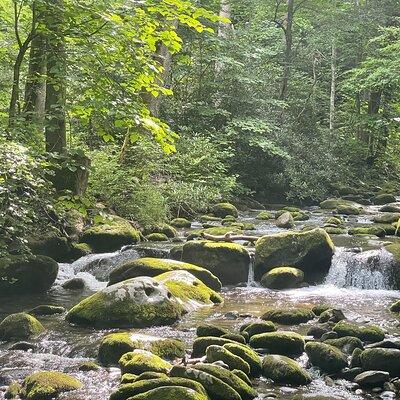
[249,331,305,356]
[0,312,44,341]
[261,307,315,325]
[66,276,184,328]
[275,211,295,229]
[206,345,250,375]
[119,349,172,375]
[305,341,348,373]
[371,193,397,205]
[333,320,385,343]
[254,228,334,282]
[210,202,238,218]
[223,342,262,377]
[360,348,400,376]
[260,266,304,289]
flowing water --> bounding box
[1,203,400,400]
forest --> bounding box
[0,0,400,400]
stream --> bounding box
[1,203,400,400]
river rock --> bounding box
[180,241,250,285]
[319,308,346,323]
[373,213,400,224]
[29,305,66,316]
[275,212,295,229]
[324,336,364,354]
[260,267,304,289]
[223,343,262,377]
[241,321,277,338]
[305,342,348,373]
[143,223,178,238]
[20,371,82,400]
[354,371,390,387]
[333,320,385,342]
[122,386,209,400]
[254,228,334,282]
[372,194,397,205]
[307,323,333,339]
[261,307,315,324]
[197,324,229,338]
[66,277,184,328]
[249,331,305,356]
[145,233,169,242]
[192,336,237,357]
[0,255,58,295]
[262,354,311,386]
[206,345,250,375]
[170,218,192,228]
[256,211,272,220]
[119,349,171,375]
[320,198,362,212]
[80,215,140,252]
[348,226,386,237]
[108,257,222,292]
[62,277,86,290]
[390,300,400,313]
[380,204,400,213]
[211,203,238,218]
[360,348,400,376]
[0,313,44,341]
[28,234,72,262]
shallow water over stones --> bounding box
[1,204,400,400]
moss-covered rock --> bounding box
[336,204,361,215]
[390,300,400,312]
[360,348,400,376]
[80,216,140,252]
[372,194,397,205]
[148,338,186,360]
[5,381,21,399]
[256,211,272,220]
[29,305,66,316]
[78,361,100,371]
[320,198,362,213]
[305,341,347,373]
[108,257,222,292]
[28,234,72,262]
[206,345,250,375]
[241,321,276,338]
[275,212,295,229]
[249,331,305,356]
[261,267,304,289]
[381,204,400,213]
[312,304,331,316]
[70,242,92,259]
[20,371,82,400]
[232,369,252,386]
[373,213,400,224]
[348,226,386,237]
[324,217,343,226]
[192,336,237,357]
[196,324,229,337]
[181,241,250,285]
[324,336,363,354]
[200,215,223,222]
[145,233,169,242]
[386,243,400,264]
[126,386,209,400]
[211,203,238,218]
[143,224,178,238]
[0,255,58,295]
[0,312,44,341]
[221,333,246,344]
[262,354,311,386]
[254,228,334,282]
[223,215,237,223]
[261,307,315,325]
[333,320,385,342]
[154,271,222,311]
[318,308,345,324]
[62,277,85,290]
[223,343,262,377]
[98,333,141,366]
[324,227,347,235]
[170,218,192,228]
[66,277,184,328]
[119,350,171,375]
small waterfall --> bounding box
[326,247,399,290]
[247,257,259,287]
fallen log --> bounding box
[201,231,260,243]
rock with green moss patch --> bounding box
[312,304,331,316]
[336,204,361,215]
[127,386,209,400]
[108,258,221,292]
[143,224,177,238]
[333,320,385,342]
[66,277,184,328]
[192,336,237,357]
[181,241,250,285]
[324,336,363,354]
[98,333,140,366]
[386,243,400,264]
[0,255,58,295]
[70,242,92,259]
[28,234,72,262]
[0,313,44,341]
[381,204,400,213]
[256,211,272,220]
[305,341,347,373]
[221,333,246,344]
[262,354,311,386]
[275,212,295,229]
[249,331,304,356]
[148,338,186,360]
[324,217,342,226]
[62,277,85,290]
[5,381,21,399]
[223,215,237,223]
[254,228,334,282]
[154,271,222,311]
[390,300,400,312]
[211,203,238,218]
[119,349,171,375]
[78,361,100,371]
[80,216,140,252]
[145,233,169,242]
[121,373,138,384]
[360,348,400,376]
[206,345,250,375]
[200,215,222,222]
[320,198,362,212]
[20,371,82,400]
[373,213,400,224]
[223,343,262,377]
[261,307,315,325]
[324,227,347,235]
[170,218,192,228]
[372,194,397,205]
[135,372,168,382]
[196,324,229,338]
[241,321,276,338]
[348,226,386,237]
[29,305,66,316]
[261,267,304,289]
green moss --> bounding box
[0,255,58,295]
[197,324,229,337]
[333,320,385,342]
[256,211,272,220]
[135,372,168,381]
[261,307,315,325]
[200,215,223,222]
[66,277,184,328]
[373,213,400,224]
[70,242,92,259]
[170,218,192,228]
[28,234,71,262]
[348,226,386,237]
[336,204,361,215]
[261,267,304,289]
[320,198,361,212]
[192,336,237,357]
[181,240,250,285]
[5,381,21,399]
[254,228,334,282]
[149,339,186,360]
[21,371,82,400]
[127,386,209,400]
[98,333,140,366]
[386,243,400,263]
[145,233,169,242]
[0,312,44,341]
[360,348,400,376]
[312,304,331,316]
[206,345,250,375]
[389,300,400,312]
[305,342,348,373]
[324,227,347,235]
[221,333,246,344]
[293,212,310,221]
[80,215,140,252]
[249,331,304,356]
[29,305,66,316]
[241,321,276,338]
[78,361,100,371]
[119,350,172,375]
[223,342,262,377]
[143,224,178,238]
[108,257,222,292]
[121,374,138,384]
[223,215,237,223]
[324,216,343,226]
[202,226,242,236]
[324,336,363,354]
[262,354,311,386]
[371,193,396,205]
[232,369,252,386]
[211,203,238,218]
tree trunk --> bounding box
[329,41,337,133]
[44,0,67,154]
[280,0,294,100]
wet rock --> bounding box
[28,234,72,262]
[262,354,311,386]
[305,342,348,373]
[211,203,239,218]
[380,204,400,213]
[321,331,338,341]
[366,340,400,350]
[0,313,44,341]
[119,350,172,375]
[333,320,385,342]
[350,348,363,368]
[197,324,229,338]
[143,224,178,238]
[180,241,250,285]
[122,386,209,400]
[223,343,262,377]
[354,371,390,387]
[206,345,250,375]
[324,336,363,354]
[348,226,386,237]
[249,331,305,356]
[192,336,237,357]
[337,367,363,381]
[78,361,100,371]
[360,348,400,376]
[320,198,361,210]
[389,300,400,313]
[260,267,304,289]
[170,218,192,228]
[261,307,315,325]
[225,311,240,319]
[256,211,272,220]
[372,194,397,205]
[373,213,400,224]
[66,276,184,328]
[108,257,222,292]
[254,228,334,282]
[221,333,246,344]
[145,233,169,242]
[318,308,346,323]
[80,216,140,252]
[20,371,82,400]
[337,204,362,215]
[275,212,294,229]
[241,321,277,338]
[98,333,140,366]
[307,323,332,339]
[62,277,86,290]
[29,305,66,316]
[312,304,332,316]
[0,255,58,295]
